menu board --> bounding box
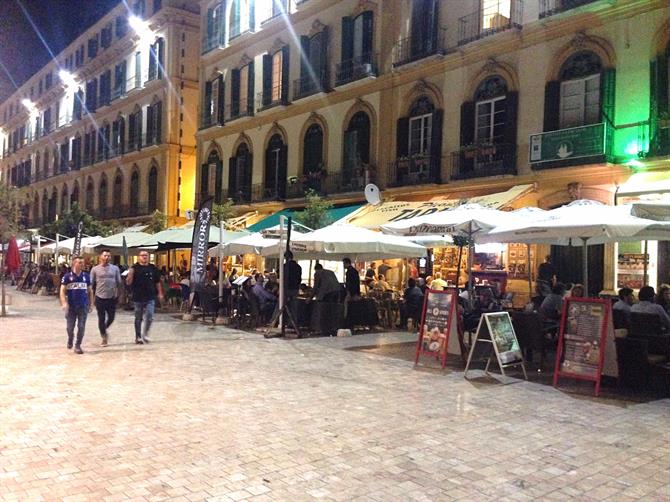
[554,298,611,396]
[485,312,523,365]
[415,289,457,368]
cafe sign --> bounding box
[529,123,606,164]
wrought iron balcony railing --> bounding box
[393,28,447,67]
[293,70,329,100]
[539,0,599,18]
[458,0,523,46]
[387,155,441,187]
[450,142,517,180]
[335,54,378,86]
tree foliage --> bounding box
[39,202,114,240]
[293,190,334,230]
[212,199,236,227]
[145,210,168,234]
[0,184,23,241]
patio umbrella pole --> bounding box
[467,222,474,309]
[582,238,589,297]
[54,234,59,272]
[218,221,224,318]
[643,240,649,286]
[1,243,6,317]
[527,243,533,298]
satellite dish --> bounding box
[364,183,382,206]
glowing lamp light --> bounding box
[21,99,39,118]
[129,15,155,44]
[58,69,78,89]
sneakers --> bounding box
[67,342,73,349]
[101,334,108,347]
[141,336,151,344]
[135,337,144,344]
[73,346,84,354]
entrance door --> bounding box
[551,244,604,295]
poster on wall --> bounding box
[553,297,612,396]
[507,243,530,279]
[414,289,459,368]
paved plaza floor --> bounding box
[1,291,669,501]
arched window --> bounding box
[303,123,323,174]
[130,170,140,213]
[264,134,287,200]
[113,173,123,209]
[558,51,603,129]
[298,30,328,96]
[42,190,48,222]
[99,176,108,211]
[48,189,57,222]
[228,142,252,203]
[210,150,224,203]
[148,165,158,211]
[71,182,80,208]
[61,185,69,213]
[343,111,371,176]
[474,75,508,144]
[85,179,95,212]
[408,97,434,157]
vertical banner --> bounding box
[122,235,129,266]
[72,221,83,257]
[189,197,214,293]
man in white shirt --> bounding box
[90,249,122,347]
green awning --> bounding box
[247,204,363,233]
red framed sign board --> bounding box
[414,289,458,368]
[553,297,612,396]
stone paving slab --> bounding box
[0,291,669,501]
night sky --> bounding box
[0,0,121,105]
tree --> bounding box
[145,210,167,234]
[0,184,23,317]
[293,189,333,230]
[212,199,236,227]
[39,202,113,240]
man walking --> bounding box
[60,256,93,354]
[91,249,122,347]
[126,251,164,344]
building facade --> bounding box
[0,0,201,227]
[195,0,670,294]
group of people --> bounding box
[613,284,670,331]
[59,249,164,354]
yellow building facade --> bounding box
[0,0,201,227]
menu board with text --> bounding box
[415,289,458,368]
[554,298,611,396]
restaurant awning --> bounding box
[616,170,670,199]
[346,184,534,229]
[247,204,364,233]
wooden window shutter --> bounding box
[430,109,443,181]
[262,54,272,106]
[200,163,209,196]
[459,101,475,146]
[503,91,519,148]
[300,36,310,81]
[217,75,225,124]
[543,81,561,132]
[341,16,354,63]
[320,26,329,89]
[396,117,409,157]
[231,69,240,117]
[247,61,255,115]
[361,11,374,62]
[281,45,290,104]
[599,68,616,126]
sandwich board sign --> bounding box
[553,297,611,396]
[464,312,527,380]
[414,289,460,368]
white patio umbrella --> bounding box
[481,200,670,295]
[84,230,152,254]
[208,232,278,258]
[41,236,102,255]
[261,223,426,261]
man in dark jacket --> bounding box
[343,258,360,299]
[283,250,302,300]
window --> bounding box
[86,180,94,212]
[133,0,146,18]
[113,174,123,208]
[408,97,433,156]
[134,52,142,89]
[128,107,143,150]
[203,75,224,126]
[204,2,224,52]
[148,165,158,211]
[147,101,162,145]
[153,0,162,13]
[88,36,99,59]
[148,38,165,81]
[113,61,127,99]
[231,62,253,118]
[45,72,53,89]
[340,11,374,84]
[72,135,82,170]
[229,0,242,38]
[101,23,113,48]
[298,29,329,97]
[474,76,508,144]
[343,111,371,175]
[116,16,128,38]
[482,0,511,30]
[228,143,252,203]
[99,70,112,107]
[73,89,83,120]
[264,134,287,199]
[112,116,125,156]
[85,78,98,112]
[43,108,52,134]
[99,177,108,210]
[557,51,603,129]
[60,141,69,172]
[410,0,439,59]
[203,150,223,202]
[303,123,323,174]
[271,51,282,102]
[130,171,140,212]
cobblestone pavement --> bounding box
[1,291,669,501]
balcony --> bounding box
[227,104,253,122]
[335,54,378,86]
[529,122,612,170]
[256,91,287,112]
[285,169,373,199]
[393,29,447,67]
[458,0,523,46]
[200,113,222,130]
[450,143,516,180]
[539,0,599,18]
[293,70,329,100]
[95,203,151,220]
[387,155,441,187]
[202,35,222,54]
[222,186,253,205]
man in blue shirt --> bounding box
[60,257,93,354]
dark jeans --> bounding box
[95,297,117,336]
[134,300,155,339]
[66,305,88,347]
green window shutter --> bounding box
[217,76,225,124]
[281,45,290,104]
[503,91,519,147]
[320,26,329,89]
[599,68,616,126]
[200,163,209,196]
[300,35,310,81]
[459,101,475,146]
[262,54,272,106]
[430,108,443,181]
[361,11,374,62]
[341,16,354,63]
[231,69,240,117]
[247,61,255,115]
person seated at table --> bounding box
[313,263,341,303]
[569,283,585,298]
[265,272,279,296]
[540,282,566,321]
[656,283,670,315]
[417,277,428,295]
[252,273,277,322]
[462,288,500,332]
[429,272,448,291]
[399,278,424,330]
[631,285,670,332]
[374,274,393,292]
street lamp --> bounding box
[129,15,155,45]
[58,69,78,90]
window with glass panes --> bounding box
[239,65,249,108]
[271,51,282,102]
[559,74,600,129]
